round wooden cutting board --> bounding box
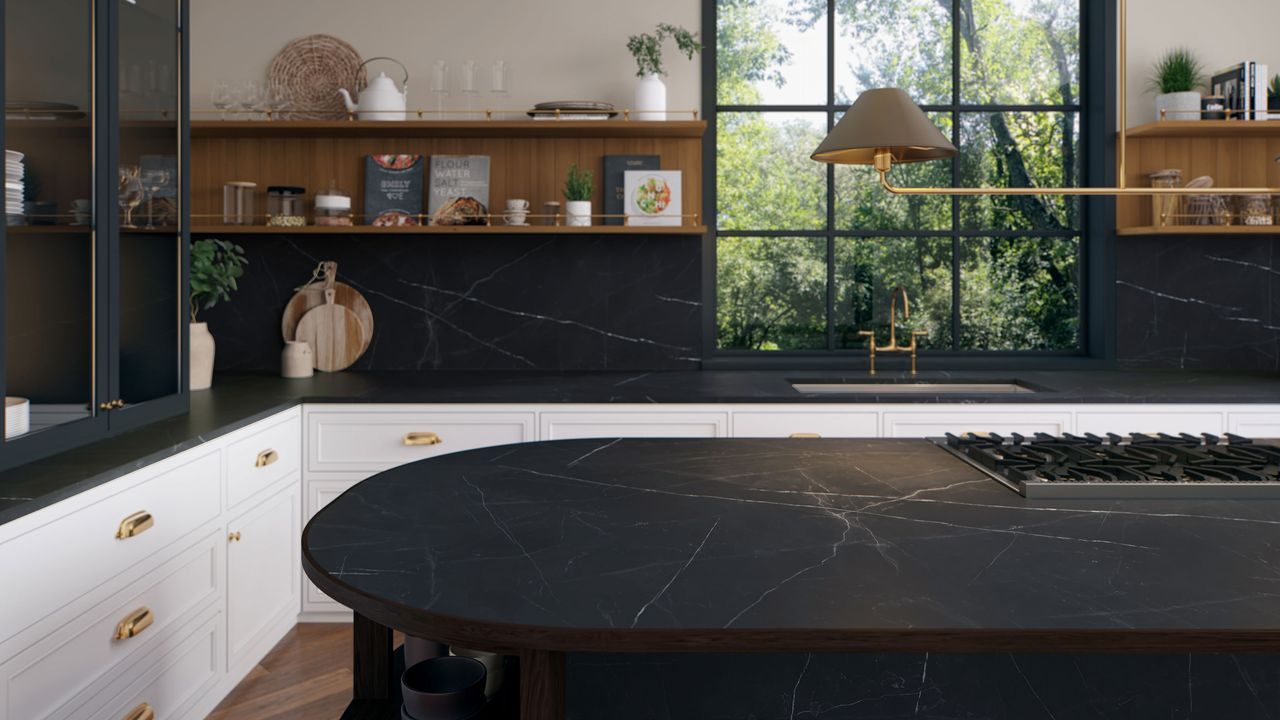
[282,282,374,353]
[295,289,365,372]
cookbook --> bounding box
[363,154,424,226]
[623,170,682,227]
[428,155,490,225]
[603,155,659,225]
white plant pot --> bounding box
[1155,91,1201,122]
[190,322,215,391]
[565,200,592,227]
[634,73,667,121]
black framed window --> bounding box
[705,0,1112,363]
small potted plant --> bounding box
[1150,47,1203,122]
[1270,74,1280,115]
[627,23,702,120]
[189,238,247,390]
[563,163,594,227]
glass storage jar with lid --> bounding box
[222,181,257,225]
[1238,194,1273,226]
[314,180,352,226]
[266,186,307,227]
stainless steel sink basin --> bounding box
[791,380,1038,395]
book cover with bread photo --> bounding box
[428,155,490,225]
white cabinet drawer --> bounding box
[541,411,728,439]
[1227,413,1280,438]
[732,411,878,438]
[0,450,221,644]
[307,409,535,474]
[1076,410,1224,436]
[882,410,1070,438]
[3,533,220,720]
[85,608,222,720]
[226,413,301,509]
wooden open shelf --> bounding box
[1116,225,1280,236]
[191,119,706,139]
[190,121,705,231]
[1117,122,1280,234]
[190,224,707,236]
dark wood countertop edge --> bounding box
[302,528,1280,655]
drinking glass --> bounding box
[237,81,260,119]
[460,60,479,119]
[140,168,171,228]
[265,85,291,120]
[118,166,144,229]
[211,80,232,120]
[431,61,449,118]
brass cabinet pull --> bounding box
[403,432,443,446]
[228,531,241,542]
[255,449,279,467]
[112,399,126,409]
[113,607,154,641]
[116,511,155,539]
[789,433,822,439]
[122,703,154,720]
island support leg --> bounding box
[352,612,394,700]
[519,649,565,720]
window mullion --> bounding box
[951,0,962,351]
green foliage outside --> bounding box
[190,238,247,322]
[715,0,1082,353]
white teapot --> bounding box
[337,57,407,121]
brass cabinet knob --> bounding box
[112,399,126,409]
[789,433,822,439]
[99,401,114,412]
[122,702,155,720]
[403,431,443,446]
[255,449,279,467]
[228,531,241,542]
[113,607,154,641]
[116,511,155,539]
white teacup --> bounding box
[505,198,530,212]
[503,211,528,226]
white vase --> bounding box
[189,322,215,391]
[1155,91,1201,121]
[565,200,592,227]
[281,341,314,378]
[634,73,667,121]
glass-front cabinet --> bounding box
[1,0,188,468]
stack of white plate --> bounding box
[5,149,24,220]
[4,397,29,439]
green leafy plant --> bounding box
[1149,48,1204,94]
[189,238,247,323]
[562,163,594,202]
[1271,74,1280,98]
[628,23,703,77]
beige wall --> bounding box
[189,0,701,118]
[1124,0,1280,126]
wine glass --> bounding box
[237,81,261,120]
[118,166,144,229]
[211,80,232,120]
[265,85,291,121]
[140,168,171,229]
[460,60,479,119]
[431,61,449,118]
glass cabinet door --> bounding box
[115,0,182,419]
[3,0,104,443]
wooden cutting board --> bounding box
[282,282,374,353]
[295,289,364,372]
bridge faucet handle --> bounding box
[857,330,877,376]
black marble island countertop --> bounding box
[304,438,1280,652]
[5,367,1280,527]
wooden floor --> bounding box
[209,624,361,720]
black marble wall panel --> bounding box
[568,652,1280,719]
[1116,234,1280,370]
[201,234,702,371]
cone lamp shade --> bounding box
[811,88,957,165]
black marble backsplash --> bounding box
[202,234,702,371]
[1117,234,1280,371]
[205,231,1279,373]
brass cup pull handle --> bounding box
[113,607,154,641]
[228,531,242,542]
[116,511,155,539]
[789,433,822,439]
[403,432,443,447]
[122,703,155,720]
[255,449,279,467]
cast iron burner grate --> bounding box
[931,432,1280,498]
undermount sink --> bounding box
[790,379,1039,395]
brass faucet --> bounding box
[857,285,927,375]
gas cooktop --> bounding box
[934,432,1280,498]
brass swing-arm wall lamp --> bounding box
[810,0,1278,197]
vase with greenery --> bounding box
[189,238,247,390]
[563,163,594,227]
[627,23,703,120]
[1150,48,1204,121]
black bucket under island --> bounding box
[302,438,1280,719]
